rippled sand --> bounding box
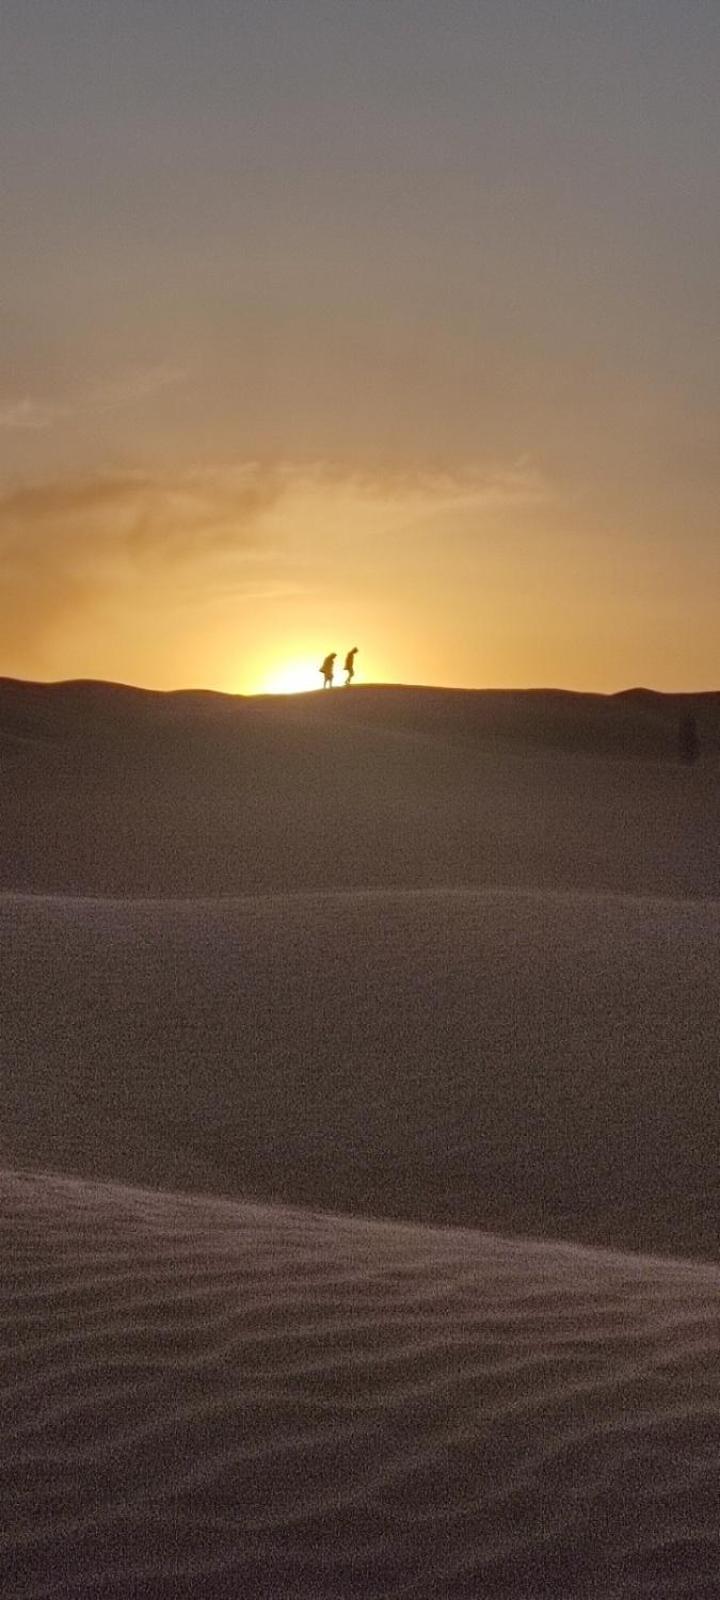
[4,1171,720,1598]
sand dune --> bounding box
[2,679,720,899]
[2,885,720,1258]
[3,679,720,1594]
[3,1168,720,1598]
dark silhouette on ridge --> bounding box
[344,647,358,685]
[320,652,337,688]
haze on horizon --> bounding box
[2,0,719,696]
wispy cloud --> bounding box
[0,365,186,432]
[0,463,289,665]
[0,398,62,432]
[0,455,554,682]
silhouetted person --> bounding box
[344,646,358,685]
[320,652,337,688]
[678,711,700,765]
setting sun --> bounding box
[258,659,322,696]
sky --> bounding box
[2,0,719,694]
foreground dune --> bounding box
[4,1167,720,1599]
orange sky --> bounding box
[2,3,719,693]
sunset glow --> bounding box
[2,3,720,694]
[258,659,324,696]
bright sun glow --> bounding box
[259,659,322,695]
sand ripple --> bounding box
[3,1168,720,1598]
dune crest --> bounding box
[2,677,720,900]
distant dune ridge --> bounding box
[2,678,720,899]
[2,677,720,1596]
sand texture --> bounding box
[3,1170,720,1599]
[2,680,720,1596]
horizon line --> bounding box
[1,674,719,702]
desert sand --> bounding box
[2,679,720,1597]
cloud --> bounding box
[0,463,282,548]
[88,366,187,413]
[0,464,290,666]
[0,398,62,432]
[0,365,186,433]
[0,455,553,681]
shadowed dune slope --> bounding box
[2,678,720,899]
[3,1168,720,1600]
[3,887,720,1259]
[4,680,720,1596]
